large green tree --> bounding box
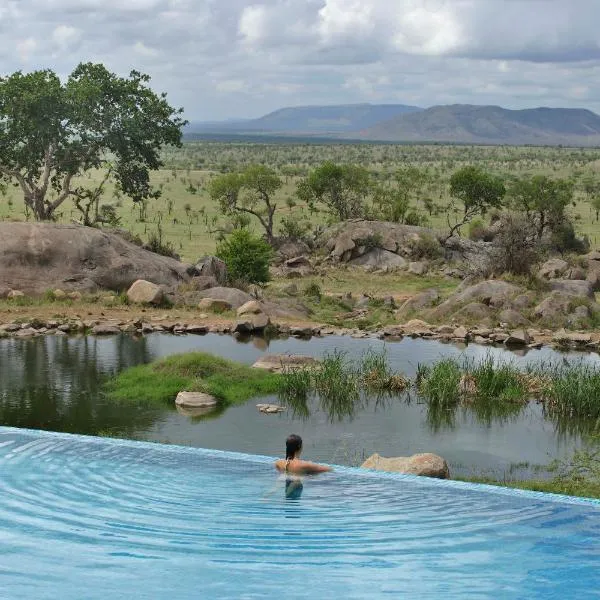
[509,175,574,239]
[209,164,281,243]
[296,161,371,221]
[446,166,505,239]
[0,63,185,222]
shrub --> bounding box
[408,233,443,260]
[146,230,178,259]
[278,216,311,241]
[216,229,273,284]
[489,212,539,276]
[468,218,486,241]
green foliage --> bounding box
[106,352,281,406]
[447,166,506,238]
[417,358,462,407]
[209,164,282,241]
[216,228,273,284]
[407,233,444,259]
[490,212,540,275]
[278,215,311,240]
[0,63,185,221]
[297,161,371,220]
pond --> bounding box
[1,332,598,478]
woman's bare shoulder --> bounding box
[294,460,332,474]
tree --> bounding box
[296,161,370,220]
[209,165,281,243]
[509,175,574,239]
[591,195,600,222]
[216,229,273,284]
[0,63,185,222]
[446,166,505,239]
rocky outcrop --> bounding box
[349,249,407,270]
[196,287,253,309]
[197,298,233,312]
[234,313,270,333]
[192,256,228,284]
[175,391,218,408]
[395,289,440,317]
[361,452,450,479]
[549,279,594,299]
[252,354,318,373]
[0,222,190,294]
[498,309,531,328]
[538,258,569,279]
[127,280,165,305]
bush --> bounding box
[408,233,443,260]
[468,218,486,241]
[550,220,589,254]
[278,216,311,241]
[489,213,539,276]
[146,230,178,259]
[216,229,273,284]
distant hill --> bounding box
[189,103,422,135]
[355,105,600,146]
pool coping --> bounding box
[2,425,600,509]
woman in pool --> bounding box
[275,434,332,475]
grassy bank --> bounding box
[106,352,281,406]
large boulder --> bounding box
[197,298,233,312]
[127,280,164,305]
[534,292,573,320]
[361,453,450,479]
[192,256,228,284]
[498,309,531,328]
[538,258,569,279]
[175,391,218,409]
[429,280,521,319]
[196,287,253,309]
[453,302,494,322]
[396,289,440,318]
[549,279,595,299]
[349,248,407,270]
[0,222,190,294]
[234,313,270,333]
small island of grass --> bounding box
[106,352,281,406]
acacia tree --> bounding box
[446,166,505,239]
[296,161,371,220]
[208,164,281,243]
[0,63,185,222]
[509,175,574,239]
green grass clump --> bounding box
[106,352,281,406]
[416,358,462,407]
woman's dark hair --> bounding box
[286,434,302,460]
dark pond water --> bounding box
[1,332,598,477]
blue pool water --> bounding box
[1,427,599,599]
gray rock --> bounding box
[454,302,493,322]
[0,222,189,294]
[186,276,218,291]
[252,354,319,373]
[7,290,25,299]
[282,283,298,296]
[401,319,433,336]
[534,292,573,319]
[92,324,121,335]
[349,248,407,270]
[511,293,536,310]
[453,326,469,340]
[498,309,531,328]
[505,329,530,346]
[256,404,286,414]
[196,287,253,309]
[237,300,264,316]
[362,452,449,479]
[127,280,164,305]
[538,258,569,279]
[396,289,440,317]
[186,324,209,334]
[332,235,355,258]
[175,391,218,409]
[567,267,587,281]
[408,261,428,275]
[192,256,227,284]
[234,313,270,333]
[549,279,594,299]
[197,298,233,312]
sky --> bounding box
[1,0,600,120]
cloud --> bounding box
[1,0,600,119]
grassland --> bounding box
[3,141,600,263]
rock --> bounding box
[256,404,286,414]
[186,324,209,334]
[511,293,536,310]
[282,283,298,296]
[552,331,592,345]
[452,326,469,340]
[7,290,25,299]
[14,327,38,337]
[252,354,318,373]
[192,256,227,284]
[234,313,270,333]
[127,280,164,305]
[549,279,594,299]
[197,298,233,313]
[408,261,428,275]
[572,305,591,319]
[349,248,407,270]
[429,280,521,318]
[498,309,531,328]
[285,255,312,269]
[534,292,573,320]
[383,296,395,308]
[454,302,493,322]
[290,326,314,338]
[567,267,587,281]
[237,300,263,316]
[68,291,82,301]
[186,276,218,291]
[52,289,67,300]
[196,287,253,309]
[332,235,355,258]
[361,453,450,479]
[275,239,311,263]
[402,319,433,336]
[0,222,190,294]
[92,324,121,335]
[585,250,600,263]
[356,294,370,309]
[505,329,530,346]
[175,391,218,409]
[586,268,600,292]
[538,258,569,279]
[396,289,440,317]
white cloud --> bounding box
[1,0,600,119]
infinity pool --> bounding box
[1,427,599,599]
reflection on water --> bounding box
[0,332,599,474]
